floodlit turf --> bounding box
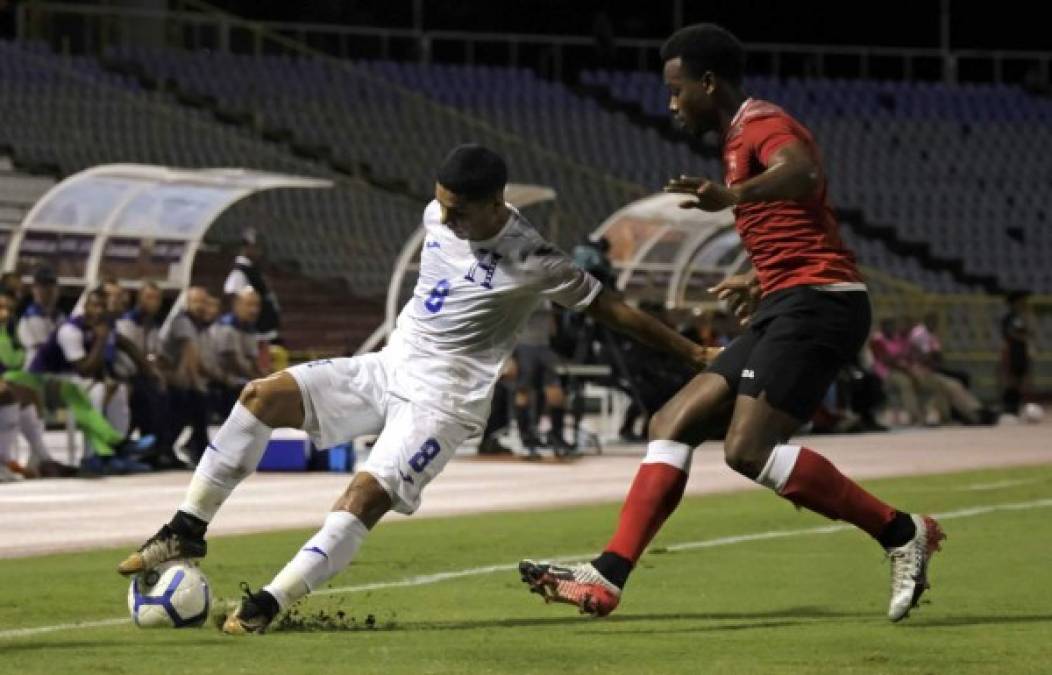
[2,464,1052,674]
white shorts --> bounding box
[287,354,479,515]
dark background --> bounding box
[201,0,1047,51]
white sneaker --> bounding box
[0,464,24,482]
[887,514,945,622]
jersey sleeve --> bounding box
[527,244,603,311]
[746,115,804,167]
[56,324,86,363]
[17,316,49,350]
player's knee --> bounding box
[647,405,682,441]
[723,432,767,479]
[238,373,302,428]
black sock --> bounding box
[550,407,566,444]
[877,511,917,549]
[515,405,534,445]
[590,551,633,589]
[169,510,208,540]
[252,589,280,619]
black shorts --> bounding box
[515,344,561,390]
[707,286,872,421]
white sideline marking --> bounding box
[3,497,1051,640]
[957,479,1037,492]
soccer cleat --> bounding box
[221,583,277,635]
[886,514,946,622]
[116,524,207,577]
[518,560,621,617]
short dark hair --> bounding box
[660,23,745,85]
[436,144,508,201]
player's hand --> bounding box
[689,345,724,370]
[664,175,740,212]
[709,274,761,326]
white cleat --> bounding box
[886,514,945,622]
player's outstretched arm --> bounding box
[585,289,718,370]
[665,141,820,210]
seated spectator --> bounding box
[909,313,994,425]
[0,271,29,317]
[681,308,731,348]
[209,287,264,416]
[0,291,76,478]
[17,266,66,366]
[909,313,970,388]
[116,281,174,467]
[870,317,937,426]
[28,288,156,473]
[158,287,213,464]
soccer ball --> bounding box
[128,561,211,628]
[1022,402,1045,424]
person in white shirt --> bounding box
[116,144,718,635]
[224,228,280,374]
[16,267,66,367]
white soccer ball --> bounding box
[128,560,211,628]
[1022,402,1045,424]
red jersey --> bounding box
[723,98,863,295]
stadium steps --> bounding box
[191,248,382,356]
[97,53,432,204]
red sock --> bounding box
[604,462,688,564]
[779,447,896,538]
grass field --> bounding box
[2,463,1051,674]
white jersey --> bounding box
[386,201,602,425]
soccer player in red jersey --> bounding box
[520,24,944,622]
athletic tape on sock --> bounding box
[641,440,692,472]
[757,443,802,492]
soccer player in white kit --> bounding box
[116,144,716,634]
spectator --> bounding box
[209,287,264,416]
[909,313,995,425]
[870,317,934,425]
[1000,291,1034,416]
[100,277,131,321]
[158,286,212,463]
[16,266,66,366]
[0,271,28,317]
[909,312,970,388]
[224,228,281,369]
[116,281,173,466]
[681,308,730,348]
[0,291,75,478]
[513,300,571,457]
[28,288,153,473]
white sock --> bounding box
[18,405,53,466]
[104,384,130,437]
[641,439,693,473]
[264,511,368,610]
[0,404,18,464]
[178,402,272,522]
[756,444,802,491]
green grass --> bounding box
[3,464,1052,674]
